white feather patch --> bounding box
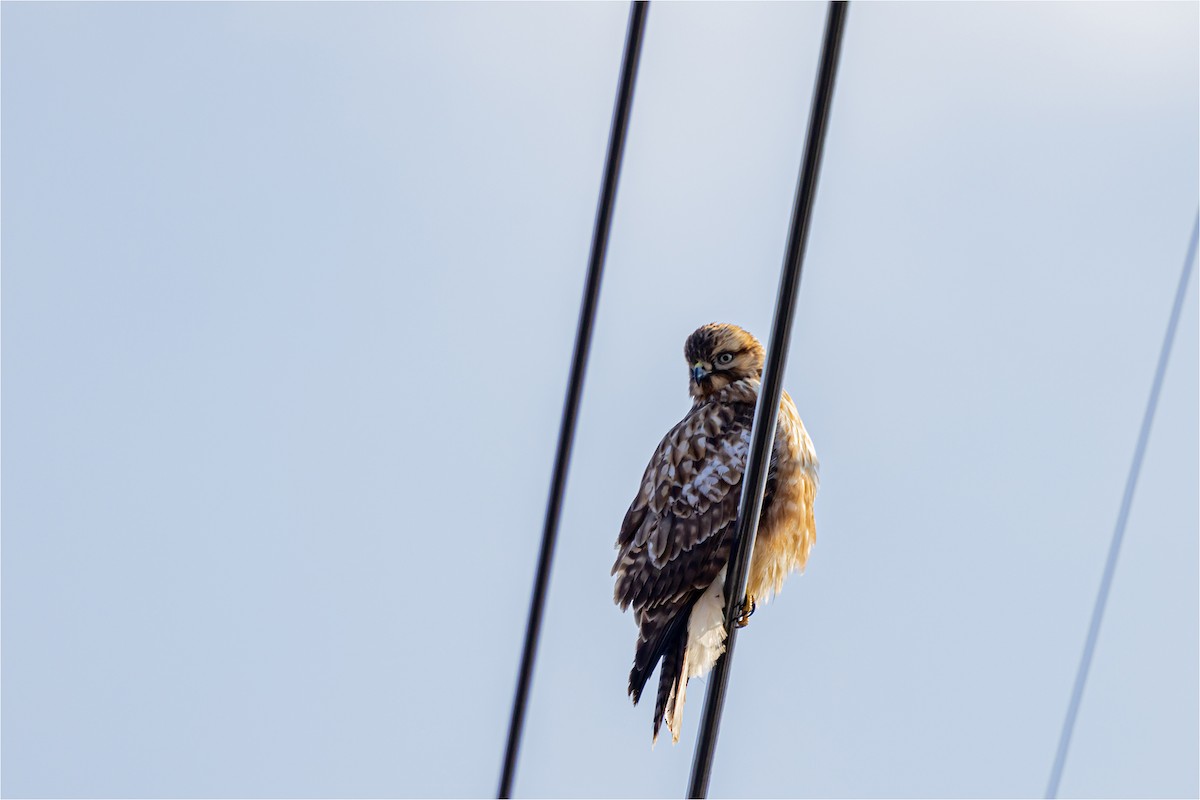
[685,567,728,681]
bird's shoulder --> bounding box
[634,381,759,505]
[613,381,759,581]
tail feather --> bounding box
[652,627,688,745]
[628,592,700,705]
[628,572,729,745]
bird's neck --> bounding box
[692,377,760,408]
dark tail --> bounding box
[628,593,700,705]
[652,627,688,744]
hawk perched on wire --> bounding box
[612,322,819,744]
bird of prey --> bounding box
[612,322,819,745]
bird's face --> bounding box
[684,323,766,400]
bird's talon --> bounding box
[735,595,756,628]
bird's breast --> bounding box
[748,397,819,603]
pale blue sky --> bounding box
[2,2,1197,798]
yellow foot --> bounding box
[735,594,757,628]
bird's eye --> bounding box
[716,353,735,366]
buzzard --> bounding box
[612,322,819,744]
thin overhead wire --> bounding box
[686,3,849,797]
[1045,210,1200,799]
[497,4,649,798]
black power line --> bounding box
[687,3,848,797]
[497,4,649,797]
[1044,211,1199,799]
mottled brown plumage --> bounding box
[613,323,819,744]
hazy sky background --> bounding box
[3,2,1197,798]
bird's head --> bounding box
[684,322,765,400]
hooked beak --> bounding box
[691,363,710,382]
